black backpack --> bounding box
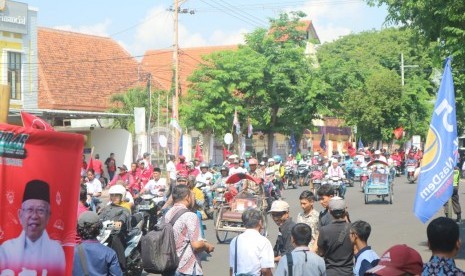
[141,208,190,273]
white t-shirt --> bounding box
[86,178,102,195]
[166,161,176,180]
[229,229,274,276]
[144,178,167,197]
[196,172,213,185]
[229,167,247,176]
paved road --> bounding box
[198,176,465,275]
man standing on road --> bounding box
[164,185,215,276]
[166,154,177,197]
[444,167,462,223]
[317,185,335,228]
[317,197,353,276]
[350,220,379,276]
[423,217,465,275]
[229,208,274,276]
[268,200,296,263]
[275,223,326,275]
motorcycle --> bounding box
[297,164,310,186]
[406,161,418,183]
[264,180,280,212]
[284,165,297,189]
[136,194,164,234]
[98,215,144,275]
[310,168,324,198]
[196,182,215,219]
[360,167,370,191]
[325,176,345,198]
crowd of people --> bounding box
[72,149,464,276]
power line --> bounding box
[198,0,266,28]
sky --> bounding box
[23,0,389,58]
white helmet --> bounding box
[314,152,320,156]
[268,158,275,163]
[108,185,126,198]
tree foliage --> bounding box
[366,0,465,132]
[181,12,324,152]
[109,87,167,134]
[316,28,435,142]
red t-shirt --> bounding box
[93,159,103,174]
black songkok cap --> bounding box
[23,180,50,203]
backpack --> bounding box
[141,208,190,273]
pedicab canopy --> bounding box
[0,122,84,276]
[366,160,389,168]
[226,173,262,184]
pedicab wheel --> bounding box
[364,194,368,204]
[215,208,230,244]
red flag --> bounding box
[195,142,203,162]
[223,146,232,161]
[20,111,55,131]
[86,147,94,171]
[393,127,404,139]
[347,141,356,157]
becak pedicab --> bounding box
[364,160,393,204]
[214,173,268,243]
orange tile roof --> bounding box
[141,45,237,95]
[38,28,145,112]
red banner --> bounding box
[20,111,55,131]
[0,123,84,276]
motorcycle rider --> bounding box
[343,154,355,183]
[99,185,132,272]
[243,158,263,195]
[140,167,167,205]
[196,162,214,208]
[327,159,346,198]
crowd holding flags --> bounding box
[414,57,458,223]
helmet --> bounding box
[187,161,195,168]
[200,162,209,168]
[220,166,229,172]
[249,158,258,165]
[268,158,275,163]
[273,155,282,163]
[245,151,251,158]
[108,185,126,198]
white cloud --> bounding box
[53,19,111,37]
[128,5,247,55]
[290,0,380,43]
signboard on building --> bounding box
[0,1,28,34]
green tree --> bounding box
[109,87,167,134]
[366,0,465,131]
[316,28,435,143]
[181,12,323,154]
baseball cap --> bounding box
[268,200,290,213]
[328,196,346,211]
[366,244,423,276]
[78,211,100,227]
[118,164,128,170]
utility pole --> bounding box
[400,53,419,87]
[147,73,152,160]
[169,1,194,157]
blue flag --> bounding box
[414,58,458,223]
[358,137,364,149]
[178,134,183,156]
[320,133,326,150]
[289,132,297,156]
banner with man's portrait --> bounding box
[0,123,84,276]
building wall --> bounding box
[1,1,38,109]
